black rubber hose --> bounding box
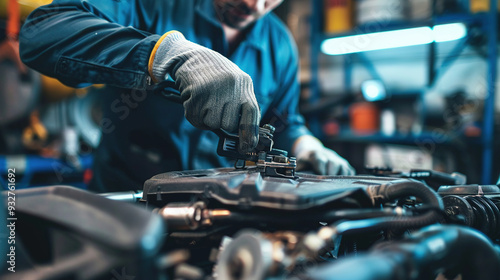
[449,226,500,280]
[306,225,500,280]
[328,180,445,235]
[376,179,444,209]
[333,210,441,236]
[211,208,405,226]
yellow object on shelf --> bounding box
[470,0,500,13]
[22,110,48,151]
[0,0,52,19]
[324,0,353,33]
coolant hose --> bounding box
[370,179,444,209]
[332,179,445,234]
[333,210,440,236]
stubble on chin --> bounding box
[213,1,256,30]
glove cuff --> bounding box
[148,30,186,83]
[293,135,324,157]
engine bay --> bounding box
[2,125,500,280]
[136,166,500,280]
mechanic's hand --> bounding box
[294,135,355,175]
[149,31,260,152]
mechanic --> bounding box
[19,0,355,192]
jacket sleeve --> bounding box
[19,0,162,89]
[263,30,312,154]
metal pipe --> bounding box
[99,190,143,203]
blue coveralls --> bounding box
[20,0,311,191]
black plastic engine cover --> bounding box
[143,168,405,210]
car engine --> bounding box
[2,125,500,280]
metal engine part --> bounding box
[143,168,409,211]
[140,166,455,279]
[439,184,500,239]
[215,231,276,280]
[214,124,297,179]
[9,168,500,280]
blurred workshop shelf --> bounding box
[325,130,482,146]
[309,0,497,184]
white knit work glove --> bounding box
[294,135,355,175]
[149,31,260,152]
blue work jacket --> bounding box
[20,0,311,191]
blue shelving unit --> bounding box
[482,0,497,185]
[0,155,93,189]
[309,0,497,184]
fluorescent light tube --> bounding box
[321,23,467,55]
[433,23,467,42]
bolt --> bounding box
[262,124,276,134]
[274,155,288,163]
[445,206,457,216]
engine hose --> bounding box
[210,208,406,226]
[369,179,444,209]
[332,210,441,237]
[307,225,500,280]
[323,180,445,237]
